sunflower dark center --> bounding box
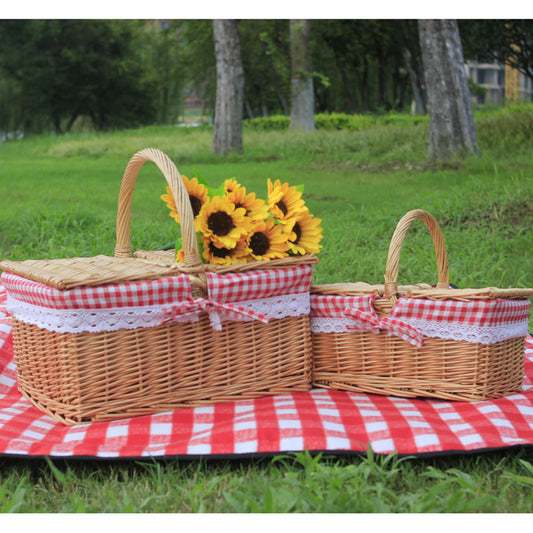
[250,232,270,256]
[292,222,302,244]
[209,242,232,258]
[235,203,251,216]
[189,195,203,217]
[207,211,234,236]
[276,200,288,216]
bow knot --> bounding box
[162,297,269,331]
[345,298,424,347]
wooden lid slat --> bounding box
[0,255,183,290]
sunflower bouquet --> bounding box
[161,175,322,266]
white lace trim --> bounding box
[406,318,529,345]
[219,293,309,323]
[6,292,310,334]
[311,316,529,344]
[311,317,355,334]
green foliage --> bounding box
[474,103,533,157]
[314,112,372,130]
[459,20,533,81]
[239,20,291,117]
[0,19,427,134]
[140,22,188,126]
[311,20,419,114]
[0,20,157,134]
[245,115,290,131]
[245,112,427,132]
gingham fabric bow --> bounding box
[344,294,424,347]
[162,297,270,331]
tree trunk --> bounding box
[290,20,315,131]
[212,19,244,155]
[418,19,479,160]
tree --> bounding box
[290,20,315,131]
[460,20,533,84]
[0,20,156,134]
[418,19,479,161]
[311,20,418,114]
[175,20,216,114]
[142,21,188,126]
[238,20,290,118]
[212,19,245,155]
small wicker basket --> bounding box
[0,148,318,424]
[311,209,532,402]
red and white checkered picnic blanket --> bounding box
[1,281,533,459]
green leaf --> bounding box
[191,168,211,189]
[196,233,205,260]
[155,239,178,251]
[45,457,67,485]
[503,473,533,487]
[207,183,227,198]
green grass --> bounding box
[2,449,533,512]
[0,107,533,512]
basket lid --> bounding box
[0,255,184,290]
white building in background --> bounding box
[465,59,533,105]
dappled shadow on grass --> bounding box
[439,195,533,229]
[311,159,465,174]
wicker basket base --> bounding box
[312,331,525,402]
[12,314,312,425]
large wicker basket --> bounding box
[0,148,318,424]
[311,209,532,402]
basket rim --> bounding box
[310,282,533,300]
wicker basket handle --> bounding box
[115,148,202,268]
[384,209,449,301]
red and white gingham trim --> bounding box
[0,286,10,355]
[311,294,375,319]
[206,265,313,303]
[1,265,312,310]
[1,265,313,334]
[0,271,193,309]
[311,293,531,345]
[390,297,531,328]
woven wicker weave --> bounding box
[1,148,317,424]
[311,209,533,402]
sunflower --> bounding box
[201,235,250,266]
[161,176,209,231]
[267,179,307,224]
[226,186,269,225]
[224,178,242,195]
[285,211,323,255]
[246,218,290,261]
[175,248,186,263]
[197,195,252,249]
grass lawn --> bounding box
[0,106,532,512]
